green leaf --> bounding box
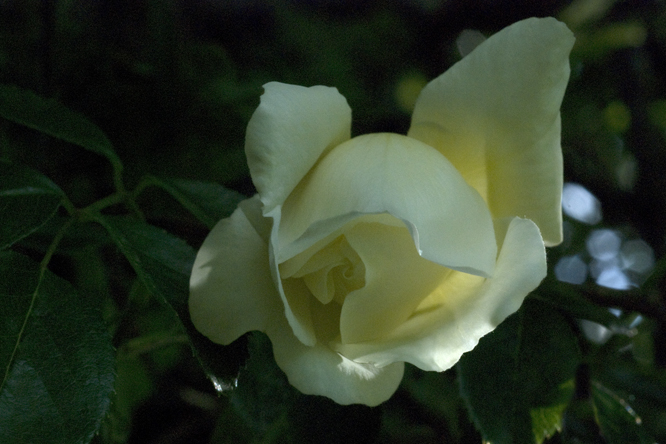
[597,358,666,415]
[95,215,195,314]
[97,215,247,389]
[143,176,245,229]
[592,381,654,444]
[0,84,122,173]
[0,251,115,444]
[0,160,65,249]
[458,298,580,444]
[16,214,110,254]
[402,367,464,442]
[230,332,297,436]
[99,356,155,444]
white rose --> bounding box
[190,17,574,406]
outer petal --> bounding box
[246,82,352,214]
[408,17,574,246]
[276,133,497,277]
[189,196,281,344]
[334,217,546,371]
[266,312,405,406]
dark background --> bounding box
[2,1,666,443]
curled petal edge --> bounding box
[246,82,352,214]
[334,217,547,372]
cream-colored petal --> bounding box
[408,17,574,246]
[276,133,497,277]
[335,217,546,371]
[189,196,281,344]
[278,276,317,345]
[274,215,390,347]
[266,313,405,406]
[245,82,352,213]
[340,221,449,343]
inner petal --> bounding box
[302,265,338,304]
[281,234,366,306]
[278,213,452,347]
[340,221,451,344]
[276,132,496,277]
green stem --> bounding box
[130,174,159,201]
[77,188,144,222]
[80,192,125,217]
[105,157,144,220]
[117,333,189,359]
[115,176,144,220]
[580,287,666,326]
[60,194,77,217]
[112,162,125,196]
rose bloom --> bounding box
[190,17,574,406]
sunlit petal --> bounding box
[246,82,351,213]
[276,133,496,277]
[409,17,574,246]
[334,217,546,371]
[189,196,281,344]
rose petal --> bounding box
[276,216,393,346]
[408,17,574,246]
[189,196,281,344]
[276,132,497,277]
[334,217,546,371]
[246,82,352,214]
[340,221,449,343]
[279,276,317,345]
[266,313,405,406]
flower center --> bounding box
[278,214,449,345]
[282,235,365,306]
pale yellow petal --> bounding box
[335,217,546,371]
[245,82,351,213]
[278,276,317,345]
[340,221,449,343]
[266,313,405,406]
[276,132,497,277]
[275,215,396,347]
[409,17,574,246]
[189,196,281,344]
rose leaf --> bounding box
[458,297,580,444]
[590,380,655,444]
[96,215,247,391]
[0,251,115,444]
[142,176,245,229]
[0,160,65,250]
[0,84,122,172]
